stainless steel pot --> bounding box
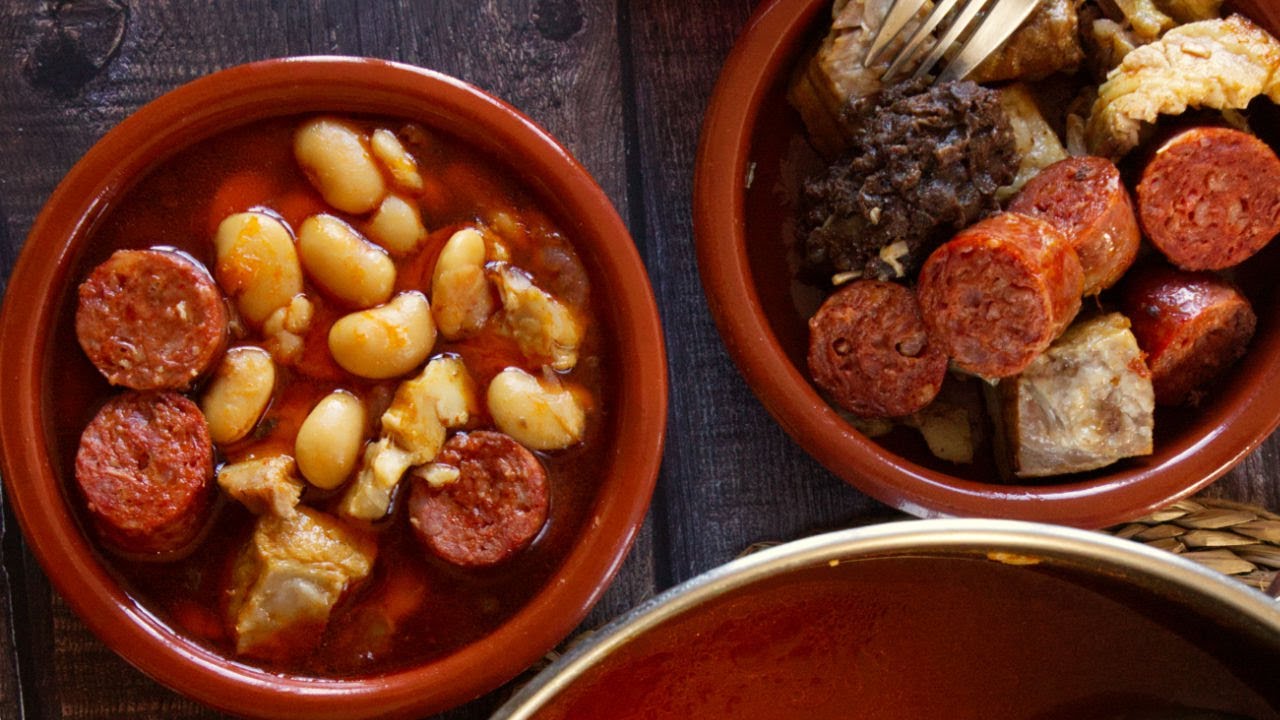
[494,519,1280,719]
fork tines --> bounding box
[863,0,1044,85]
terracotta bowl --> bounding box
[0,57,667,719]
[694,0,1280,528]
[495,519,1280,719]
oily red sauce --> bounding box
[536,556,1280,720]
[44,115,615,677]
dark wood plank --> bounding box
[625,0,892,587]
[0,508,22,720]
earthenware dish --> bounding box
[693,0,1280,527]
[0,56,667,719]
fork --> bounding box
[863,0,1045,84]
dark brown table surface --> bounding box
[1,1,1278,718]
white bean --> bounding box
[295,391,367,490]
[365,195,427,255]
[297,214,396,308]
[214,212,303,326]
[370,128,425,193]
[432,227,496,339]
[487,367,586,451]
[293,118,386,214]
[328,291,436,379]
[200,346,276,445]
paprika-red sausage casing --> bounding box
[76,249,228,391]
[918,212,1083,379]
[408,430,550,568]
[1008,156,1140,296]
[74,391,215,555]
[1137,126,1280,271]
[1121,264,1257,406]
[807,280,948,418]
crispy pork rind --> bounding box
[1085,14,1280,159]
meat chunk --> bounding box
[227,507,376,661]
[968,0,1084,83]
[800,79,1018,280]
[1106,0,1176,42]
[340,355,478,521]
[1085,15,1280,159]
[992,313,1154,478]
[216,455,305,518]
[996,85,1069,201]
[76,249,228,391]
[489,262,583,372]
[787,0,1080,157]
[786,0,910,159]
[75,392,214,555]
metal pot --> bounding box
[494,519,1280,720]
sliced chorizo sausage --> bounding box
[917,212,1083,379]
[1121,264,1256,406]
[1136,126,1280,271]
[74,392,215,555]
[1007,156,1140,296]
[807,280,947,418]
[76,249,228,390]
[407,430,548,568]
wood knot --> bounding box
[532,0,583,42]
[23,0,127,98]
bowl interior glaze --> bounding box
[693,0,1280,527]
[0,57,667,719]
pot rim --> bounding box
[494,518,1280,719]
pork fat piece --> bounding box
[228,507,376,661]
[992,314,1154,478]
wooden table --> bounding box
[1,1,1277,718]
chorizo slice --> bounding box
[917,212,1083,379]
[407,430,548,568]
[74,392,215,555]
[1121,264,1256,406]
[1007,156,1140,295]
[76,249,228,390]
[807,280,947,418]
[1136,126,1280,271]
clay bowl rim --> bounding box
[493,517,1280,718]
[0,56,668,719]
[692,0,1280,529]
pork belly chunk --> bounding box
[992,313,1154,478]
[228,507,376,661]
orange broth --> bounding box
[45,115,615,677]
[536,556,1280,719]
